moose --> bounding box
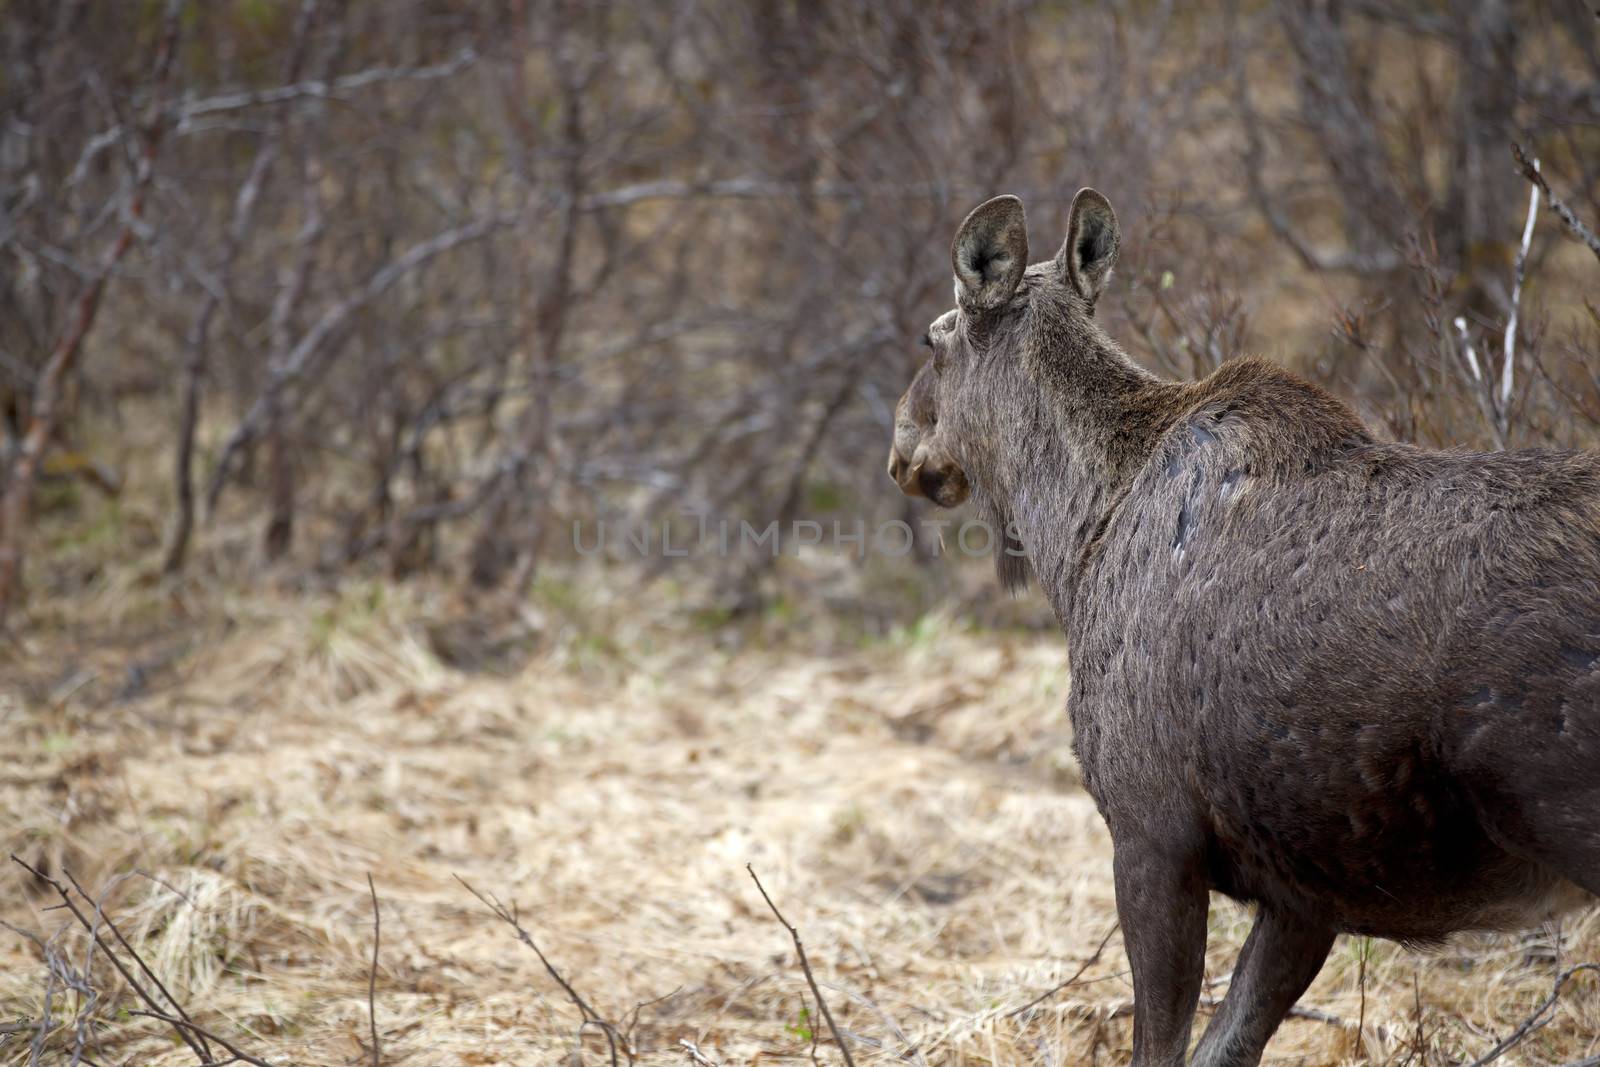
[887,190,1600,1067]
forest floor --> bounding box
[2,577,1598,1066]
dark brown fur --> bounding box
[890,191,1600,1067]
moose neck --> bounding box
[998,302,1182,623]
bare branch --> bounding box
[366,874,381,1067]
[205,207,529,515]
[9,855,211,1063]
[1006,923,1122,1018]
[73,48,479,174]
[1501,156,1540,434]
[1513,142,1600,266]
[164,0,325,574]
[679,1039,722,1067]
[0,0,183,623]
[455,875,628,1067]
[179,47,478,123]
[1465,963,1600,1067]
[1230,3,1402,275]
[125,1010,275,1067]
[62,869,211,1062]
[745,865,856,1067]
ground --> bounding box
[2,578,1598,1066]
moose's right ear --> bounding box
[1057,187,1119,304]
[952,195,1028,314]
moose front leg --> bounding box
[1113,835,1210,1067]
[1191,909,1335,1067]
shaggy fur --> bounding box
[890,190,1600,1067]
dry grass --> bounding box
[2,576,1597,1066]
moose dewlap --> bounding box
[886,189,1600,1067]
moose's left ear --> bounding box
[1056,187,1119,304]
[952,195,1029,314]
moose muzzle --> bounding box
[888,440,970,508]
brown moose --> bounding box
[887,189,1600,1067]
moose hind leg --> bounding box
[1113,838,1209,1067]
[1190,909,1335,1067]
[1480,780,1600,897]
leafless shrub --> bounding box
[0,0,1594,618]
[4,856,273,1066]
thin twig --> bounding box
[1230,26,1399,275]
[0,918,66,1067]
[180,48,478,122]
[1006,923,1121,1018]
[12,860,274,1066]
[1408,967,1424,1067]
[204,207,530,515]
[455,875,625,1067]
[71,47,479,176]
[1198,993,1367,1033]
[1288,1004,1350,1028]
[1357,937,1369,1059]
[163,0,324,574]
[826,985,929,1067]
[1454,318,1484,383]
[801,992,821,1066]
[745,865,856,1067]
[366,874,381,1067]
[1512,142,1600,266]
[1501,154,1540,437]
[679,1039,721,1067]
[124,1011,275,1067]
[10,855,211,1063]
[61,869,212,1062]
[1465,963,1600,1067]
[624,986,682,1052]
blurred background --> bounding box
[5,5,1600,1065]
[3,0,1598,636]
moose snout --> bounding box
[889,440,969,507]
[913,457,970,508]
[888,448,921,496]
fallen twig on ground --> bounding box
[1006,923,1121,1018]
[125,1008,274,1067]
[1466,962,1599,1067]
[827,984,929,1067]
[679,1038,720,1067]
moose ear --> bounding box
[952,195,1028,313]
[1057,187,1119,303]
